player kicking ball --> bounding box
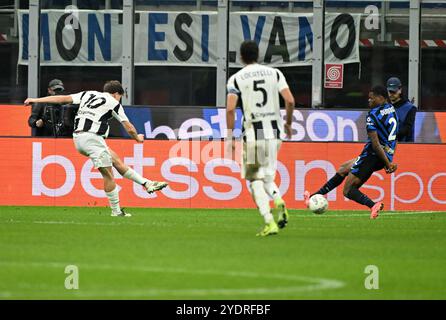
[306,86,398,219]
[226,41,295,236]
[25,80,168,217]
[305,77,413,209]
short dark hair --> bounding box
[240,40,259,64]
[370,85,389,101]
[103,80,124,95]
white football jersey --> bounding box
[227,63,289,141]
[70,90,129,137]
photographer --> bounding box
[28,79,77,137]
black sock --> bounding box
[313,173,346,196]
[346,187,375,208]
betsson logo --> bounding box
[31,142,446,209]
[143,109,360,141]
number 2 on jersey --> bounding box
[388,117,397,141]
[253,80,268,107]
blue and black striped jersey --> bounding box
[363,103,399,162]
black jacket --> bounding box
[28,103,78,137]
[393,99,417,142]
[28,103,61,136]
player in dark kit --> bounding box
[304,77,413,208]
[343,86,398,218]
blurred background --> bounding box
[0,0,445,110]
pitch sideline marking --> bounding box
[301,211,442,218]
[0,261,345,298]
[0,211,443,227]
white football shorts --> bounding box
[73,132,113,168]
[241,139,282,181]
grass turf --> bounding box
[0,206,445,299]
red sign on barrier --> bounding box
[325,63,344,89]
[0,138,445,211]
[0,105,31,136]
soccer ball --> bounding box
[308,194,328,214]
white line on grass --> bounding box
[0,261,345,298]
[300,211,443,218]
[0,211,442,227]
[0,220,148,227]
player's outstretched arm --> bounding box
[280,88,295,139]
[122,120,144,143]
[24,95,73,106]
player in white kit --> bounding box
[25,80,168,217]
[226,41,295,236]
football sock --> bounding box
[123,168,149,185]
[106,187,121,213]
[346,186,375,208]
[313,173,346,196]
[264,177,282,202]
[250,180,274,224]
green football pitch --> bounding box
[0,206,445,300]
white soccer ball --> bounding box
[308,194,328,214]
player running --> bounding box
[226,40,295,236]
[25,80,168,217]
[304,77,414,207]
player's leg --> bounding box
[262,139,288,229]
[263,174,281,202]
[321,158,357,194]
[264,174,288,229]
[262,139,282,201]
[243,141,277,236]
[249,179,274,225]
[343,173,375,208]
[97,166,129,217]
[249,178,278,236]
[343,155,384,219]
[73,133,130,217]
[99,166,116,193]
[304,158,356,207]
[109,148,168,194]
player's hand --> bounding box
[35,119,44,128]
[136,134,145,143]
[284,123,292,139]
[385,163,397,174]
[24,98,36,105]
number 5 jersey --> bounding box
[227,63,289,142]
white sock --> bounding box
[106,187,121,213]
[123,168,149,186]
[264,176,282,202]
[250,180,273,224]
